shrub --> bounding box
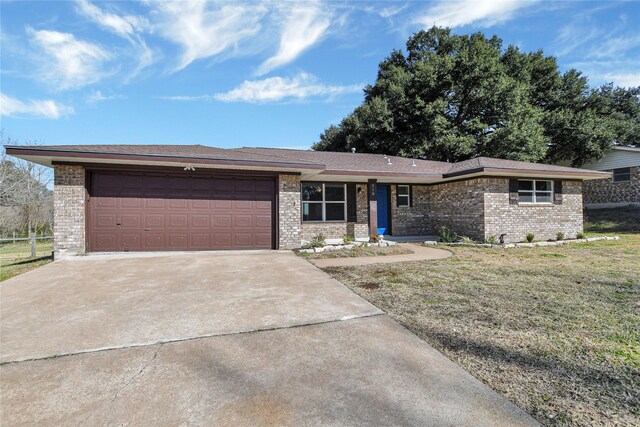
[342,234,354,244]
[309,233,326,248]
[577,232,585,239]
[438,226,457,243]
[458,236,476,244]
[556,232,565,241]
[485,235,498,245]
[370,234,383,243]
[526,233,535,243]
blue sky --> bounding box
[1,0,639,149]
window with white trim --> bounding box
[612,167,631,183]
[302,183,347,222]
[397,185,410,207]
[518,180,553,203]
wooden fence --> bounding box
[0,234,53,258]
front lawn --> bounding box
[0,241,53,281]
[323,235,639,426]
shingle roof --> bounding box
[4,144,608,179]
[444,156,591,176]
[235,147,451,175]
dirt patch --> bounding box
[359,282,380,290]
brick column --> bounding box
[278,173,301,249]
[368,179,377,237]
[53,164,86,257]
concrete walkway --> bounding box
[309,243,452,268]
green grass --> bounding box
[0,241,53,281]
[321,213,639,426]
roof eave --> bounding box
[443,167,611,180]
[4,146,326,171]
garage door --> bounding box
[88,171,275,251]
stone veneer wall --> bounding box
[389,185,431,236]
[53,164,86,257]
[484,178,583,243]
[300,183,369,242]
[278,173,301,249]
[582,166,640,205]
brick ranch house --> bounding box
[5,145,609,257]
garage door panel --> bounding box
[168,233,187,248]
[169,215,189,228]
[213,233,232,247]
[89,172,274,251]
[145,214,165,228]
[190,215,210,228]
[235,233,252,247]
[255,214,272,228]
[120,198,143,209]
[121,233,142,250]
[121,214,142,228]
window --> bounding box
[302,183,346,222]
[612,167,631,183]
[397,185,410,207]
[518,180,553,204]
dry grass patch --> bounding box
[324,235,639,426]
[298,244,413,259]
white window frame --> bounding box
[301,183,348,222]
[397,185,410,207]
[518,179,553,204]
[612,167,631,183]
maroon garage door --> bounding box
[88,171,275,252]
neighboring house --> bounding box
[5,145,608,256]
[579,146,640,208]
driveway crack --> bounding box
[79,343,163,425]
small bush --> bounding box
[309,233,326,248]
[370,234,383,243]
[438,226,458,243]
[485,235,498,245]
[342,234,354,244]
[556,231,565,241]
[526,233,535,243]
[577,232,585,239]
[458,236,476,244]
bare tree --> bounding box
[0,132,53,237]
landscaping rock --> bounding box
[424,241,438,245]
[387,241,397,246]
[314,247,325,253]
[344,245,354,250]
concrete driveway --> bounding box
[1,250,538,426]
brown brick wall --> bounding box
[389,185,431,235]
[484,178,583,242]
[583,166,640,205]
[427,179,486,240]
[278,173,302,249]
[53,164,86,257]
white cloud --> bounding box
[87,90,125,103]
[0,93,74,119]
[150,0,267,71]
[213,73,361,103]
[600,72,640,88]
[257,3,331,75]
[76,0,147,37]
[415,0,538,28]
[27,27,113,90]
[75,1,154,77]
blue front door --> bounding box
[376,184,389,235]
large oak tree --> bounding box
[313,27,639,166]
